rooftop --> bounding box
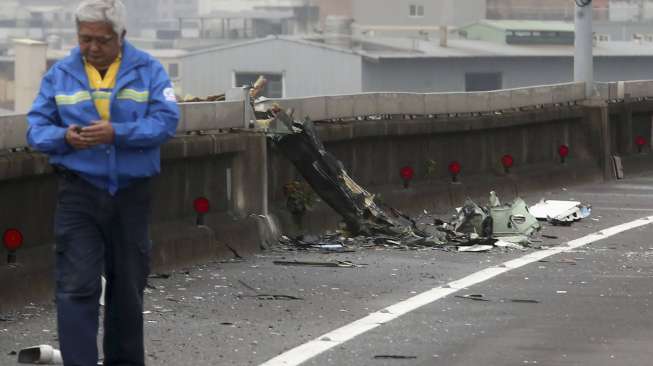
[468,19,576,33]
[358,38,653,59]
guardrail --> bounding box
[596,80,653,101]
[0,101,248,151]
[255,82,586,121]
[4,80,653,151]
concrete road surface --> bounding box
[1,173,653,366]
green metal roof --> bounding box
[471,20,575,33]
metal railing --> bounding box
[3,80,653,151]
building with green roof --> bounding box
[458,20,575,45]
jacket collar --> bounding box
[59,40,148,87]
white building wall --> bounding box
[178,38,362,97]
[352,0,485,27]
[14,40,47,113]
[362,56,653,93]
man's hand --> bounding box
[65,125,92,150]
[80,120,115,145]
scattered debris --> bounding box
[264,108,551,254]
[530,200,591,225]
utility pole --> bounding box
[574,0,594,98]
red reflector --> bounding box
[193,197,210,214]
[558,145,570,158]
[3,228,23,251]
[501,154,514,168]
[635,136,647,147]
[448,161,461,175]
[399,166,414,181]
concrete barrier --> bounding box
[0,113,28,150]
[0,81,639,151]
[623,80,653,99]
[2,81,653,311]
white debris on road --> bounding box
[529,200,591,224]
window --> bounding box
[168,63,179,78]
[465,73,502,92]
[409,4,424,17]
[234,72,283,98]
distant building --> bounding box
[348,0,485,39]
[159,34,653,98]
[609,0,653,21]
[486,0,609,21]
[123,0,200,36]
[457,20,575,45]
[315,0,352,25]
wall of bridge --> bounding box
[1,82,652,310]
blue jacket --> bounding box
[27,41,179,194]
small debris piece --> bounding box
[238,280,259,293]
[494,240,526,250]
[530,200,591,225]
[18,345,62,364]
[491,198,540,238]
[273,260,362,268]
[455,294,490,302]
[374,355,418,359]
[612,155,624,180]
[149,273,171,279]
[241,294,304,301]
[458,244,493,252]
[558,259,577,265]
[509,299,540,304]
[542,234,559,239]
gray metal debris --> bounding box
[265,107,546,253]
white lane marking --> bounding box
[259,216,653,366]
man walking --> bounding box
[26,0,179,364]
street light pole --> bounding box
[574,0,594,98]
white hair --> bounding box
[75,0,127,37]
